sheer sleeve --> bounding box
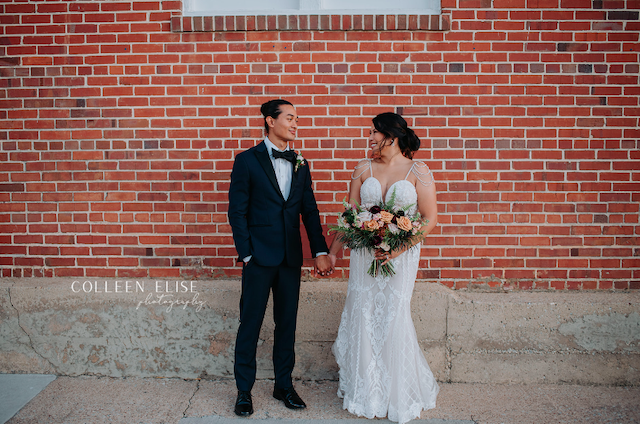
[411,162,435,187]
[351,159,371,180]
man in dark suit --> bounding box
[228,99,333,416]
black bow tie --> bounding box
[272,149,297,164]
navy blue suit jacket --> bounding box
[228,141,328,268]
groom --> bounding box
[228,99,332,416]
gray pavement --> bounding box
[1,374,639,424]
[179,419,474,424]
[0,374,56,424]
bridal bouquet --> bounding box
[330,189,427,277]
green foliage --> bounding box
[329,187,429,277]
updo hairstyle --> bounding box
[372,112,420,159]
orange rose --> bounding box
[365,220,380,231]
[397,216,413,232]
[379,211,394,223]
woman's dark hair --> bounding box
[261,99,293,133]
[372,112,420,159]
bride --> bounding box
[327,112,439,424]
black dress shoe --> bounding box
[273,386,306,409]
[234,390,253,416]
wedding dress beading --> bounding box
[332,160,439,424]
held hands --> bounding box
[316,250,400,276]
[316,249,402,275]
[314,255,333,278]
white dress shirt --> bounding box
[243,137,326,263]
[264,136,293,201]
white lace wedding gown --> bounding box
[332,161,439,424]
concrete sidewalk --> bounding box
[1,375,639,424]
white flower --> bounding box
[357,211,372,222]
[372,213,381,221]
[294,154,305,172]
[379,242,391,251]
[388,223,400,234]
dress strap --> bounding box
[351,159,372,180]
[409,162,435,187]
[404,163,415,180]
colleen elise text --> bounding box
[70,280,207,312]
[71,280,197,293]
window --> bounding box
[183,0,440,17]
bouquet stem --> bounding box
[367,259,396,278]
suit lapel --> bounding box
[287,160,301,202]
[254,142,285,201]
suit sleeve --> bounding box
[300,161,329,256]
[228,154,252,261]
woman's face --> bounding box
[369,125,391,157]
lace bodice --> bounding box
[361,178,418,216]
[356,160,434,217]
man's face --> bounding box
[267,104,298,145]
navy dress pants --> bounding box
[234,260,301,392]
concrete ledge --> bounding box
[1,278,638,385]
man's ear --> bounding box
[266,116,275,129]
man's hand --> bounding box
[314,255,333,277]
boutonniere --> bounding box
[294,153,305,172]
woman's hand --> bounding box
[374,248,402,266]
[328,253,338,269]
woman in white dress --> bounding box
[327,112,439,424]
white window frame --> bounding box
[183,0,440,17]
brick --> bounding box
[2,3,638,290]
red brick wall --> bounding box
[1,0,639,290]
